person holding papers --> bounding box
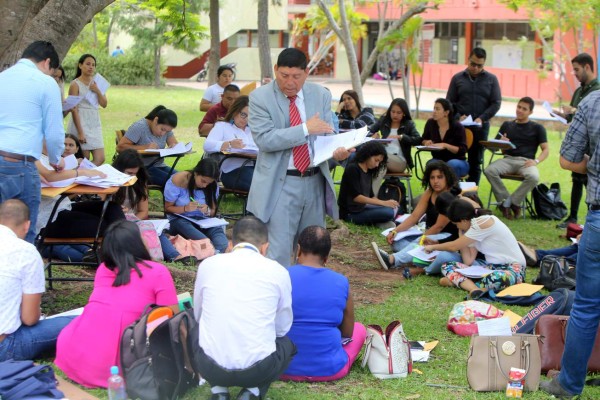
[164,158,228,254]
[338,141,397,226]
[66,54,108,166]
[421,98,469,179]
[117,105,179,187]
[423,198,525,299]
[335,90,376,131]
[371,161,460,271]
[203,95,257,191]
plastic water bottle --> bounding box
[107,365,127,400]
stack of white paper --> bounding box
[62,95,83,111]
[381,227,422,241]
[455,265,492,278]
[77,164,132,188]
[408,246,440,262]
[312,126,369,165]
[460,115,482,126]
[145,142,193,157]
[85,73,110,108]
[148,219,170,234]
[40,154,78,171]
[543,100,568,125]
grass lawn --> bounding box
[46,85,598,399]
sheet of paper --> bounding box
[196,217,229,229]
[423,340,439,352]
[395,214,410,223]
[571,237,578,244]
[411,341,431,362]
[62,95,83,111]
[84,73,111,108]
[416,145,443,151]
[502,310,523,328]
[476,317,512,336]
[39,154,79,171]
[542,100,568,125]
[381,227,422,241]
[148,219,170,234]
[496,283,544,297]
[408,246,440,262]
[455,265,492,278]
[46,307,84,319]
[460,115,482,127]
[76,164,132,188]
[78,158,96,170]
[145,142,193,157]
[312,126,369,165]
[41,177,77,188]
[459,181,477,190]
[228,147,258,155]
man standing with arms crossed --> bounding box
[540,90,600,399]
[248,48,350,266]
[446,47,502,185]
[553,53,600,229]
[0,41,65,243]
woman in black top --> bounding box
[335,90,376,131]
[421,98,469,178]
[369,98,422,172]
[338,141,397,225]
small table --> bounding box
[137,149,196,183]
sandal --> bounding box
[469,289,486,300]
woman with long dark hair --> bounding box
[66,54,108,165]
[369,98,422,172]
[55,219,178,388]
[338,141,397,225]
[335,90,376,131]
[423,198,526,297]
[164,158,228,253]
[117,105,180,187]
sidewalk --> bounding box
[167,76,559,124]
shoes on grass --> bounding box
[557,218,577,229]
[517,241,537,267]
[539,377,577,399]
[499,204,513,220]
[371,242,392,270]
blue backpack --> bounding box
[0,359,63,400]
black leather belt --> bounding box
[0,150,37,162]
[590,204,600,211]
[286,167,320,177]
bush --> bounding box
[61,52,163,86]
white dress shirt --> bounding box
[203,122,257,173]
[193,244,293,369]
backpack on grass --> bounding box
[0,360,63,400]
[531,183,568,220]
[120,304,199,400]
[361,320,412,379]
[377,177,408,214]
[532,255,576,291]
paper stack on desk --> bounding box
[76,164,133,188]
[145,142,193,157]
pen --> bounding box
[419,235,426,246]
[189,196,195,203]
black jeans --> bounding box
[467,122,490,185]
[194,336,296,397]
[568,172,588,220]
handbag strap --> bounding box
[490,338,531,382]
[361,334,373,369]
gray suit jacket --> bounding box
[247,81,338,221]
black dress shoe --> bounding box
[210,392,231,400]
[236,388,260,400]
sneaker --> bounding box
[518,241,537,267]
[174,255,199,266]
[371,242,392,270]
[557,218,577,229]
[539,377,577,399]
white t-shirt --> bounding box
[193,245,293,369]
[0,224,45,335]
[465,215,526,265]
[202,83,226,105]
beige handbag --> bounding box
[361,320,412,379]
[467,334,541,392]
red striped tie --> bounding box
[288,95,310,173]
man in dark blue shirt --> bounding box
[447,47,502,185]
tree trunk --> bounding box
[208,0,220,84]
[0,0,115,71]
[257,0,272,82]
[337,0,364,104]
[154,42,161,88]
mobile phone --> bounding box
[409,341,424,350]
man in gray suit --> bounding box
[248,48,350,266]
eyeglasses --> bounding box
[469,60,485,69]
[239,112,248,119]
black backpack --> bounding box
[121,305,199,400]
[532,255,576,291]
[377,177,408,214]
[532,183,568,220]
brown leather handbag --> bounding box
[466,334,541,392]
[535,315,600,372]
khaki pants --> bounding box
[483,156,539,206]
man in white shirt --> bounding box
[193,216,295,400]
[0,200,73,361]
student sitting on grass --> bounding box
[423,198,526,298]
[54,219,178,388]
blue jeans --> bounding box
[159,233,180,261]
[536,244,578,266]
[424,251,462,275]
[42,244,88,262]
[0,156,40,243]
[169,217,228,253]
[148,165,176,187]
[558,209,600,394]
[221,166,254,192]
[429,158,469,179]
[0,317,74,361]
[344,205,395,226]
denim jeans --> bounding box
[221,166,254,192]
[0,156,40,243]
[558,209,600,395]
[41,244,88,262]
[0,317,75,361]
[424,251,462,275]
[159,233,180,261]
[344,205,395,226]
[169,217,228,253]
[536,244,578,266]
[148,165,176,187]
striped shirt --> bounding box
[0,59,64,164]
[560,90,600,205]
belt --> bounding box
[0,150,37,162]
[590,204,600,211]
[286,167,320,177]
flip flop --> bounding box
[469,289,486,300]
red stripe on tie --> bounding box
[289,95,310,173]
